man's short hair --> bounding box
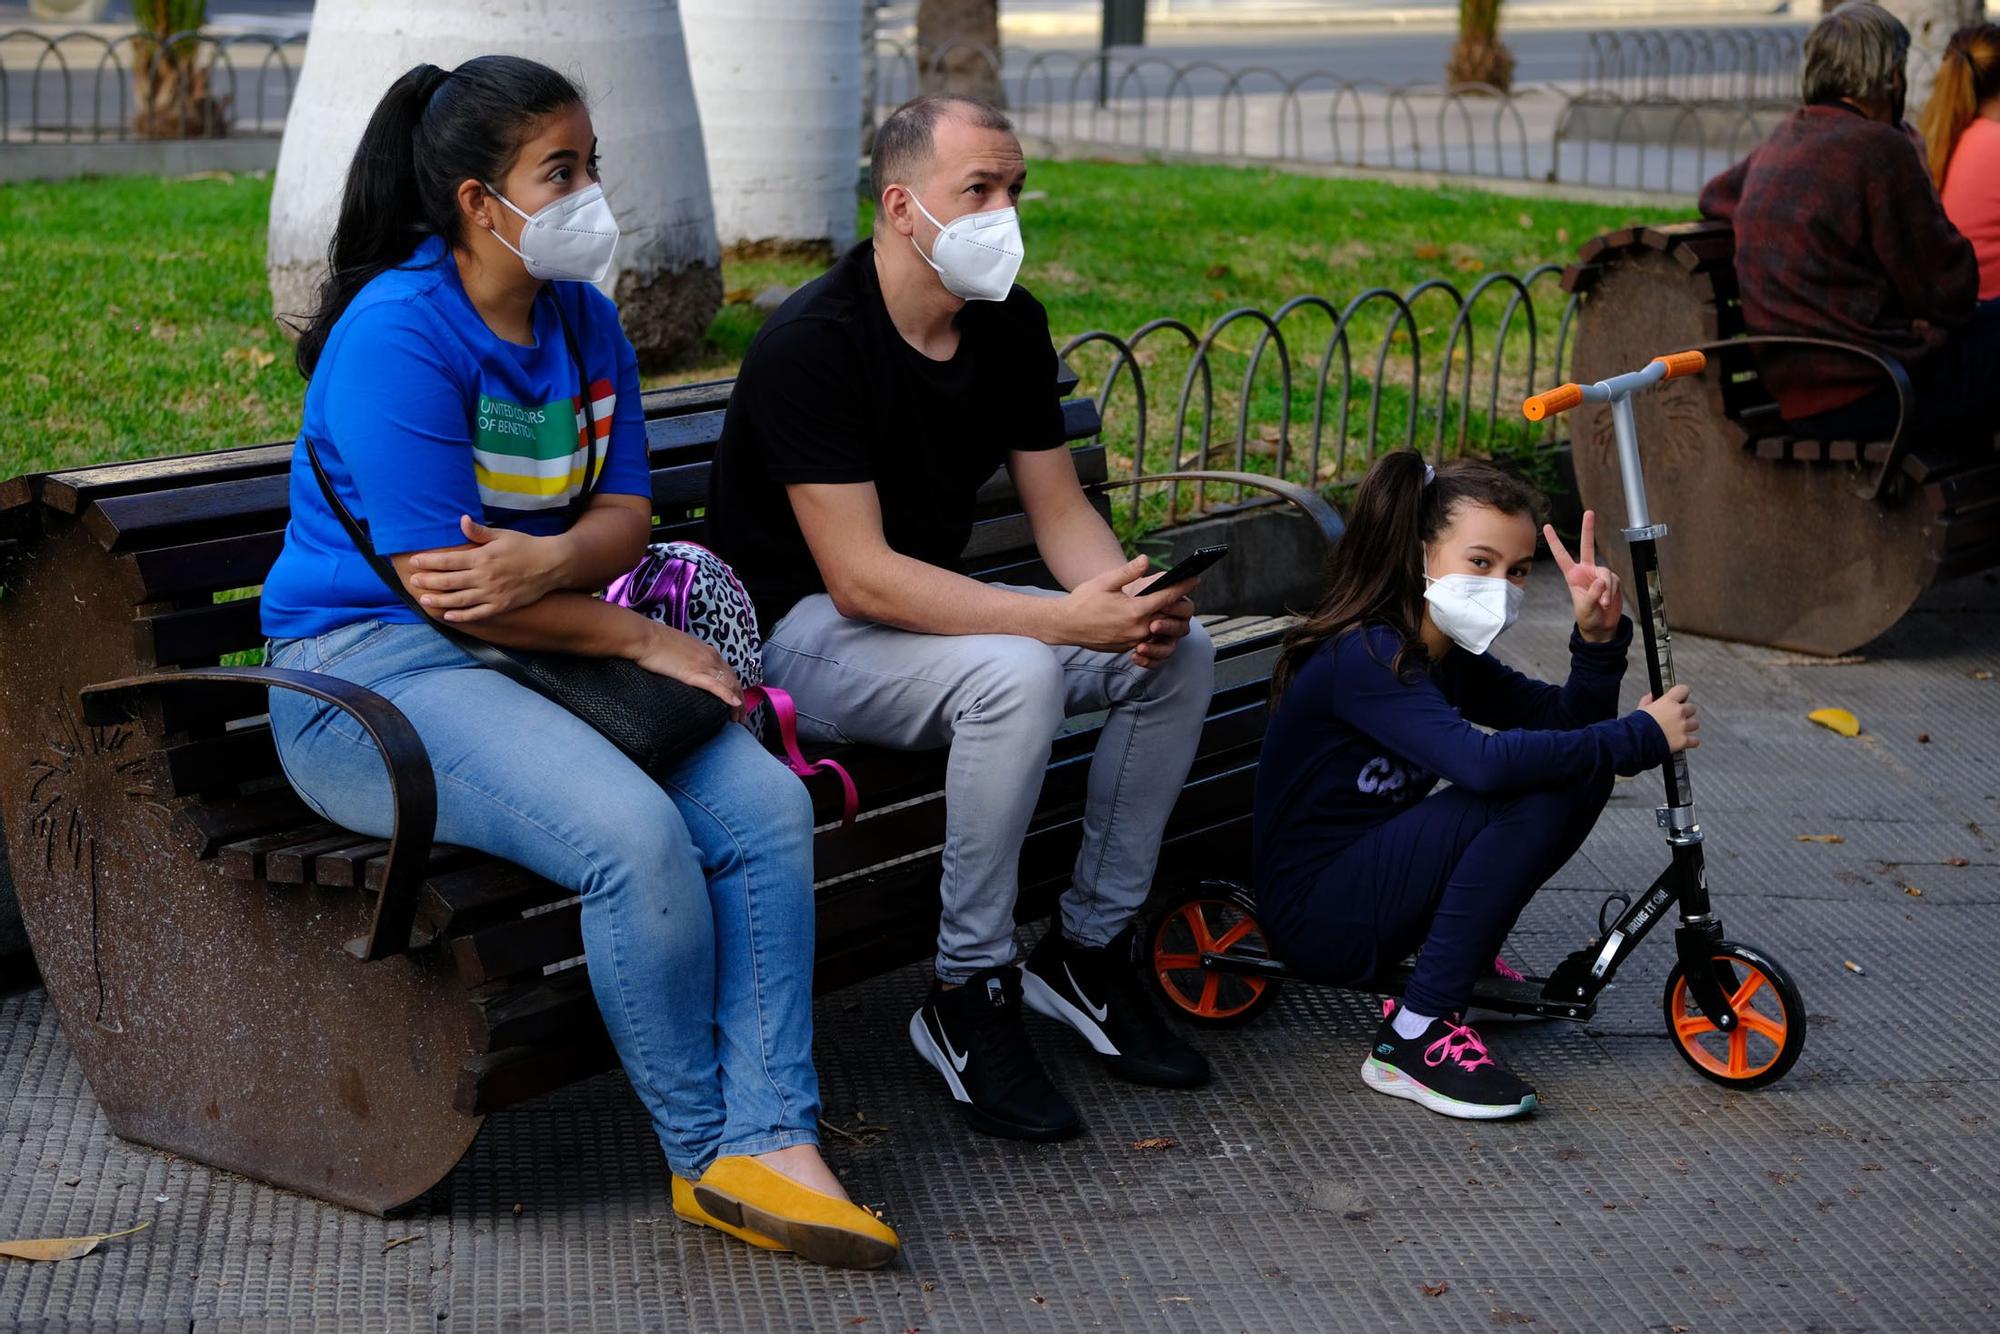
[1802,2,1911,106]
[871,94,1014,204]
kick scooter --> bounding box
[1144,350,1807,1089]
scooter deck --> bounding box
[1197,950,1600,1022]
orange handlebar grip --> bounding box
[1652,350,1707,380]
[1521,383,1584,422]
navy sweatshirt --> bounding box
[1252,617,1671,896]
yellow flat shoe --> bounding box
[693,1156,900,1270]
[672,1175,788,1252]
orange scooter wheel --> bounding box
[1147,881,1283,1027]
[1662,942,1806,1089]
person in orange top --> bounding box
[1921,24,2000,302]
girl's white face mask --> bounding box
[487,182,620,284]
[1423,557,1525,656]
[900,189,1025,302]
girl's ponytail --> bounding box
[1918,25,2000,190]
[289,55,584,378]
[293,64,450,377]
[1273,451,1543,696]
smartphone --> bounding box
[1134,544,1229,598]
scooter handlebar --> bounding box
[1521,382,1584,421]
[1651,349,1707,381]
[1521,350,1708,421]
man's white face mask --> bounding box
[899,188,1025,302]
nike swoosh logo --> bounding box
[1064,963,1110,1023]
[933,1014,970,1071]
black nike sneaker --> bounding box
[1362,1006,1538,1120]
[1021,924,1211,1088]
[908,966,1081,1141]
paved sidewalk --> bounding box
[3,562,1998,1332]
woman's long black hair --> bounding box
[291,55,584,378]
[1273,451,1546,695]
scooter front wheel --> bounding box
[1662,942,1806,1089]
[1147,880,1283,1027]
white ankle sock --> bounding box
[1391,1006,1435,1041]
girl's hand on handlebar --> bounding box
[1545,511,1623,643]
[1639,683,1699,752]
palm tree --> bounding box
[1447,0,1515,93]
[916,0,1004,106]
[132,0,222,137]
[266,0,722,367]
[682,0,862,258]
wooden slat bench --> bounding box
[0,369,1342,1215]
[1561,220,2000,655]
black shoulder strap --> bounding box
[303,436,536,684]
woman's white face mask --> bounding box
[486,182,620,283]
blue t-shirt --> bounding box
[261,235,650,639]
[1251,618,1670,897]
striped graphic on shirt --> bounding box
[472,379,616,512]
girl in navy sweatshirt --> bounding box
[1252,452,1697,1120]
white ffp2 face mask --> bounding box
[487,182,621,283]
[1423,563,1525,656]
[901,189,1024,302]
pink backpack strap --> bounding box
[741,685,860,827]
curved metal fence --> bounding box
[0,27,303,142]
[1578,26,1805,103]
[1052,267,1578,531]
[4,26,1782,198]
[874,38,1786,195]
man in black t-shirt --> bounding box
[706,95,1215,1143]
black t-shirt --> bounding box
[705,240,1066,631]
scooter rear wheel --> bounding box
[1147,881,1283,1027]
[1662,942,1805,1089]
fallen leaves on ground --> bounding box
[1808,707,1861,737]
[1422,1280,1450,1297]
[1945,857,1970,867]
[381,1234,422,1254]
[1130,1136,1179,1152]
[1796,834,1843,844]
[0,1222,149,1262]
[1904,885,1925,898]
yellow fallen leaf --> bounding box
[0,1222,149,1262]
[1796,834,1844,844]
[1808,708,1860,737]
[1904,885,1924,898]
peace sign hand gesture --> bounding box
[1543,510,1623,643]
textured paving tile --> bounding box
[3,566,1998,1331]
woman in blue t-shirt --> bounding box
[262,56,897,1268]
[1252,452,1698,1121]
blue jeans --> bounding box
[265,619,821,1180]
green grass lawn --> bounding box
[0,162,1683,481]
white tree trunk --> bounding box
[1879,0,1985,116]
[267,0,722,366]
[681,0,861,256]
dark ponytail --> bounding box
[1273,451,1545,696]
[291,55,585,378]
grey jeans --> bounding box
[763,584,1217,982]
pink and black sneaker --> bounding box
[1362,1005,1538,1120]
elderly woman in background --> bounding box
[1698,1,1995,445]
